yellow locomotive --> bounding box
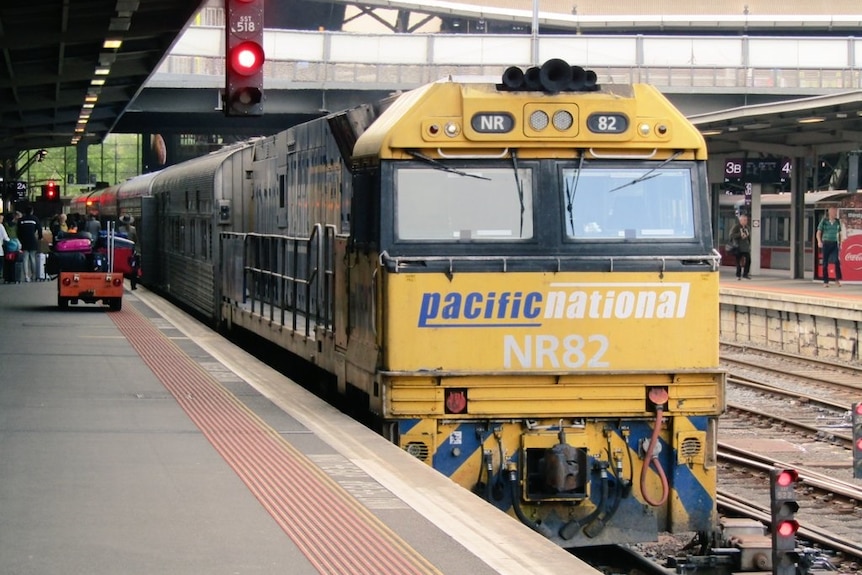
[212,59,725,547]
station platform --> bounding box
[0,282,596,575]
[718,267,862,361]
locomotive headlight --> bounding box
[529,110,549,131]
[444,122,460,137]
[638,123,651,136]
[552,110,573,131]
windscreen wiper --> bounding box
[407,150,491,180]
[606,150,684,193]
[511,149,525,237]
[565,153,585,235]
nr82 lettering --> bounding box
[503,334,610,369]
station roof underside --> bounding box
[0,0,205,159]
[690,91,862,158]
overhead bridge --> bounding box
[114,26,862,133]
[151,27,862,95]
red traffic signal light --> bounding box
[41,181,60,201]
[229,41,264,76]
[225,0,264,116]
[775,469,797,488]
[775,519,799,538]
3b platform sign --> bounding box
[724,157,791,184]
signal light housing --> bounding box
[853,402,862,479]
[770,468,799,575]
[225,0,264,116]
[41,181,61,201]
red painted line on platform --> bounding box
[110,308,441,575]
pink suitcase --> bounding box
[54,238,92,252]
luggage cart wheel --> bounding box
[108,298,122,311]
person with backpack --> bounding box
[17,206,43,283]
[816,206,843,287]
[728,213,751,280]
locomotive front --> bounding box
[353,61,724,547]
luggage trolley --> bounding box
[57,222,124,311]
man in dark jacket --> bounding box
[17,206,43,282]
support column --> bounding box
[849,151,860,193]
[76,142,89,185]
[530,0,539,66]
[790,156,806,279]
[747,182,762,276]
[1,156,14,212]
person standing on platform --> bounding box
[118,214,139,290]
[17,206,43,283]
[85,213,101,238]
[4,211,20,241]
[0,213,11,281]
[50,213,69,239]
[816,206,842,287]
[729,213,751,280]
[118,214,137,244]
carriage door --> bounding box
[141,196,158,285]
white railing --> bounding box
[149,27,862,92]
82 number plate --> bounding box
[586,113,628,134]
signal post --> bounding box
[770,468,799,575]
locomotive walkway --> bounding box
[0,281,593,575]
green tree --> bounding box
[18,134,142,200]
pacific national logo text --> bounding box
[417,282,690,327]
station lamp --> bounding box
[770,468,799,575]
[225,0,264,116]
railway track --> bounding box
[719,342,862,570]
[718,443,862,567]
[727,376,852,448]
[721,341,862,400]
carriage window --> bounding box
[396,167,533,241]
[562,166,695,239]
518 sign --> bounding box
[232,15,258,33]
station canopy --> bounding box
[689,91,862,158]
[0,0,205,159]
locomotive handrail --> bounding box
[380,251,722,273]
[225,229,336,338]
[588,148,658,159]
[304,223,338,335]
[436,148,510,159]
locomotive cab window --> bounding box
[563,164,695,240]
[395,167,533,241]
